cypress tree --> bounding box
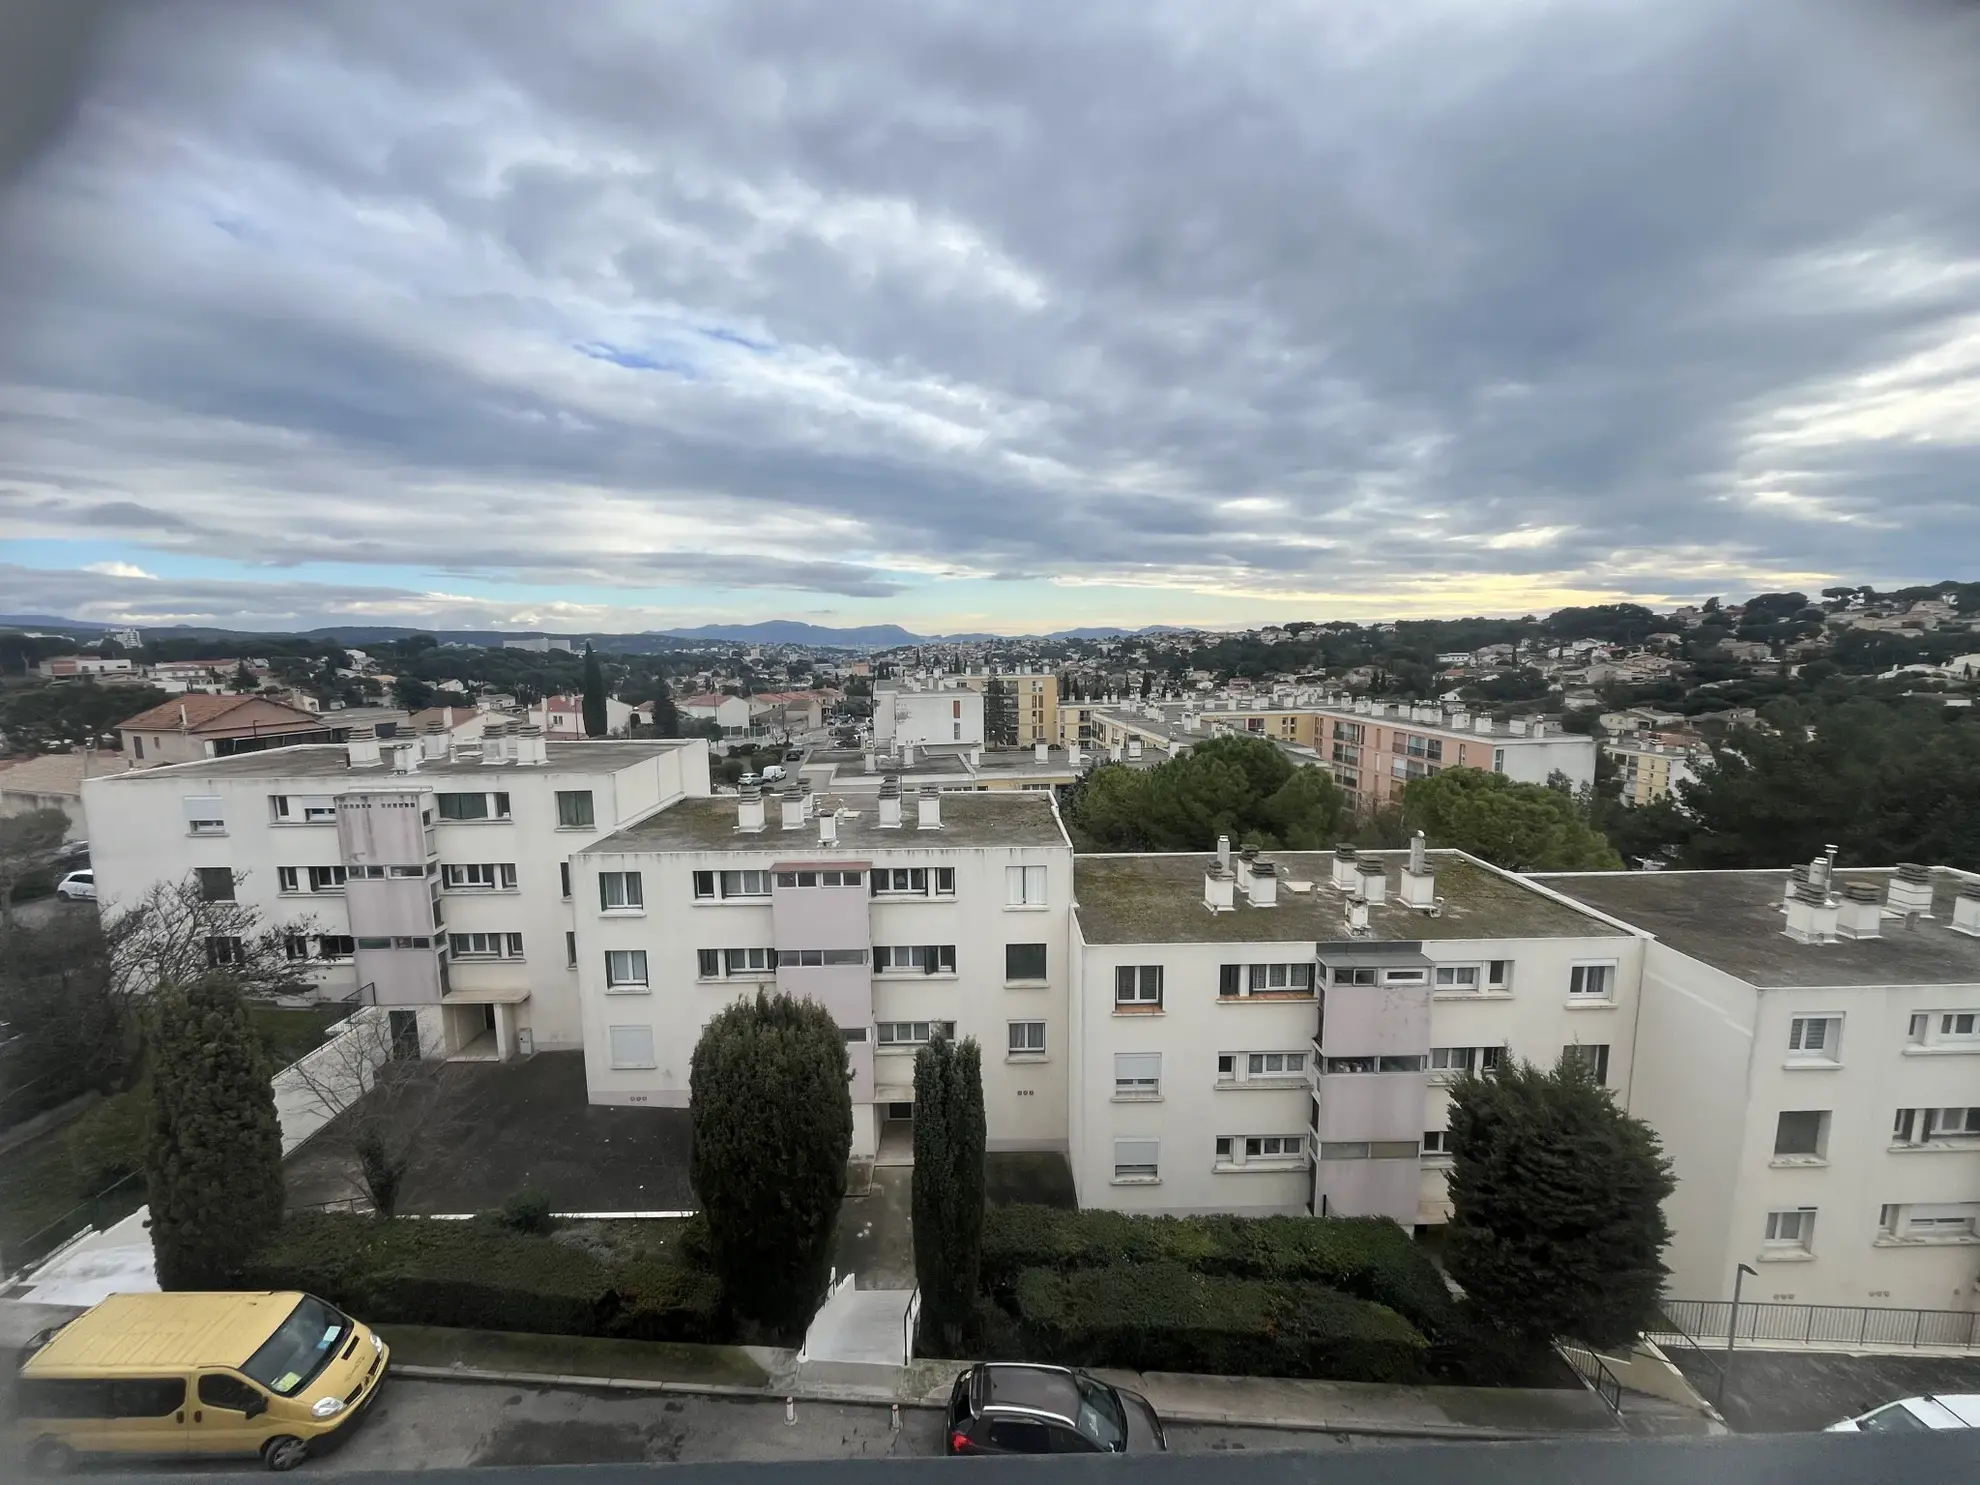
[653,673,682,739]
[912,1035,986,1348]
[581,643,609,737]
[145,975,286,1289]
[689,992,852,1333]
[1445,1053,1675,1348]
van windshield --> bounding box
[1074,1376,1125,1450]
[241,1297,349,1396]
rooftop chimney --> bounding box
[1887,863,1934,917]
[1204,866,1236,913]
[1248,857,1279,908]
[347,725,382,768]
[818,809,838,846]
[916,786,941,830]
[1474,716,1494,734]
[737,785,766,833]
[1836,881,1883,939]
[1216,834,1231,871]
[1127,738,1143,759]
[389,742,419,774]
[1035,741,1050,764]
[878,777,903,829]
[1331,845,1360,891]
[1408,830,1427,876]
[1509,718,1529,736]
[421,721,448,761]
[902,741,917,766]
[1783,863,1812,912]
[798,777,815,818]
[1784,883,1839,944]
[1950,881,1980,938]
[1400,831,1438,909]
[780,791,805,831]
[515,723,547,766]
[479,720,508,766]
[1356,859,1389,905]
[1345,896,1371,935]
[864,749,878,774]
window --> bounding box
[183,795,225,834]
[1246,1051,1305,1079]
[304,865,345,894]
[1430,1045,1504,1078]
[1901,1106,1980,1143]
[1940,1012,1980,1041]
[1562,1043,1610,1083]
[198,1374,265,1413]
[196,867,235,903]
[566,931,577,968]
[873,867,930,896]
[874,944,955,974]
[1115,965,1163,1008]
[556,790,595,829]
[443,863,517,891]
[1774,1110,1829,1159]
[1764,1207,1816,1250]
[1008,1021,1047,1056]
[876,1020,954,1046]
[693,870,715,899]
[560,862,572,899]
[776,869,866,888]
[1331,967,1377,986]
[357,937,391,950]
[776,948,869,966]
[1244,1135,1305,1161]
[1324,1055,1376,1073]
[317,934,354,960]
[1252,963,1315,994]
[1113,1137,1160,1181]
[599,871,644,911]
[1114,1052,1161,1097]
[1907,1013,1929,1043]
[1219,964,1242,998]
[1787,1015,1841,1062]
[1005,943,1048,982]
[609,1025,656,1069]
[718,869,770,898]
[450,932,524,960]
[1434,965,1479,990]
[284,933,311,962]
[133,735,143,760]
[1568,963,1614,999]
[1378,1054,1426,1072]
[842,1026,869,1043]
[605,949,649,988]
[1486,959,1512,989]
[700,947,774,978]
[206,935,244,967]
[436,791,507,821]
[1006,864,1047,906]
[278,866,300,892]
[1886,1203,1980,1239]
[1422,1130,1452,1156]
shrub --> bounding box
[1011,1262,1428,1382]
[499,1188,555,1235]
[981,1207,1453,1337]
[68,1087,149,1190]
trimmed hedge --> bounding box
[240,1213,725,1343]
[1012,1262,1428,1382]
[982,1206,1453,1337]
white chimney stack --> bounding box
[798,778,815,818]
[515,723,547,766]
[1203,867,1235,913]
[421,722,448,761]
[1510,718,1529,736]
[1331,845,1359,891]
[1783,864,1811,912]
[479,720,508,766]
[916,787,941,830]
[1248,858,1279,908]
[1408,830,1427,876]
[902,741,916,766]
[1400,832,1437,909]
[1835,882,1883,939]
[1356,859,1389,905]
[346,725,382,768]
[1951,882,1980,938]
[1127,738,1143,759]
[818,809,838,846]
[1035,742,1050,764]
[737,785,765,833]
[1217,834,1231,871]
[780,791,805,830]
[1784,883,1839,944]
[389,742,419,774]
[1346,896,1370,934]
[878,778,903,829]
[864,749,877,774]
[1887,863,1934,917]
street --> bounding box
[39,1378,1427,1475]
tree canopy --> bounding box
[1063,735,1347,851]
[1402,768,1622,871]
[912,1034,986,1351]
[1445,1054,1675,1349]
[581,643,609,737]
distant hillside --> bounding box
[663,621,924,648]
[0,613,114,633]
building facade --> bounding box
[873,685,986,749]
[117,694,335,768]
[1603,740,1699,806]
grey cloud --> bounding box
[1,0,1977,613]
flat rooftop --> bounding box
[587,789,1069,854]
[1534,868,1980,988]
[83,739,695,783]
[1075,850,1628,945]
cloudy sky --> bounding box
[2,0,1977,636]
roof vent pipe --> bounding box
[1887,863,1934,917]
[916,786,941,830]
[818,809,838,846]
[1356,859,1389,906]
[1216,834,1231,871]
[1408,830,1427,877]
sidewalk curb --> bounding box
[390,1365,1592,1440]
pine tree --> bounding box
[912,1035,986,1348]
[1445,1054,1675,1348]
[581,643,608,737]
[145,975,286,1289]
[689,992,852,1332]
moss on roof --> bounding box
[588,790,1069,854]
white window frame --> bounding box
[1112,1136,1160,1183]
[442,863,517,891]
[1245,962,1317,995]
[1787,1015,1842,1064]
[1434,964,1481,991]
[1007,1020,1047,1057]
[277,866,300,893]
[1115,964,1163,1008]
[1568,962,1616,999]
[1005,864,1048,908]
[1938,1011,1980,1043]
[599,871,645,912]
[450,931,524,960]
[1113,1052,1161,1099]
[875,1020,954,1047]
[1421,1130,1453,1158]
[1215,1133,1308,1170]
[1764,1207,1816,1251]
[874,944,957,975]
[605,949,650,990]
[718,869,771,899]
[608,1024,656,1070]
[873,867,930,897]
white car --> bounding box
[55,869,96,902]
[1828,1394,1980,1432]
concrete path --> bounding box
[831,1166,915,1288]
[801,1277,915,1368]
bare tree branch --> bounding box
[104,872,319,1000]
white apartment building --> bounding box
[1540,865,1980,1314]
[572,783,1072,1161]
[1067,841,1642,1223]
[80,722,711,1061]
[873,684,986,749]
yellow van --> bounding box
[13,1291,388,1473]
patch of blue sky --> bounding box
[573,341,699,378]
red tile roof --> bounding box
[117,694,323,737]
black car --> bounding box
[945,1363,1166,1456]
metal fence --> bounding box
[1654,1299,1980,1352]
[0,1170,145,1280]
[1557,1343,1623,1416]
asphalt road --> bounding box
[39,1379,1426,1475]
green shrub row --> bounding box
[1010,1262,1428,1383]
[982,1206,1453,1337]
[240,1213,725,1343]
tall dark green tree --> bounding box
[1445,1055,1674,1349]
[689,992,852,1332]
[1064,736,1346,852]
[581,643,608,737]
[912,1035,986,1349]
[1402,767,1622,870]
[145,975,286,1289]
[652,673,682,738]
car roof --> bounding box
[982,1363,1083,1423]
[1919,1395,1980,1427]
[24,1292,306,1377]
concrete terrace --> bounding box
[586,789,1071,854]
[1075,850,1631,945]
[83,738,697,783]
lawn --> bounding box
[252,1003,345,1069]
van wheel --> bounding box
[28,1439,75,1475]
[262,1436,310,1472]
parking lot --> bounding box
[1670,1348,1980,1433]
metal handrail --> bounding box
[1652,1298,1980,1352]
[904,1285,921,1366]
[1557,1342,1624,1417]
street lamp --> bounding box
[1721,1262,1758,1405]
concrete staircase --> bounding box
[797,1274,919,1390]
